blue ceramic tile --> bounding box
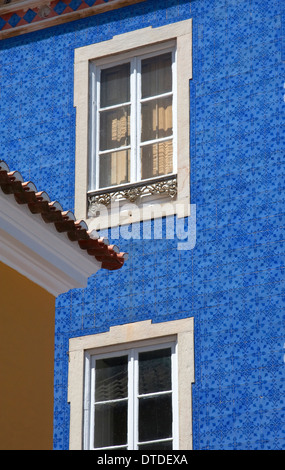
[23,9,37,23]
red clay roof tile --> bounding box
[0,160,127,271]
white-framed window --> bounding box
[68,319,195,450]
[84,341,178,450]
[89,45,177,192]
[74,19,192,229]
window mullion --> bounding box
[98,100,131,112]
[88,355,96,450]
[99,144,131,155]
[95,66,101,190]
[127,349,135,450]
[130,58,137,184]
[140,90,173,103]
[136,57,142,183]
[140,135,174,147]
[172,341,179,450]
[133,348,139,450]
[172,47,177,175]
[89,63,97,192]
[137,389,172,399]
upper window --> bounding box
[86,342,178,450]
[89,48,176,192]
[74,20,192,229]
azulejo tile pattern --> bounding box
[0,0,114,32]
[281,11,285,60]
[0,0,284,451]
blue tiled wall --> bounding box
[0,0,284,450]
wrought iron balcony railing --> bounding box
[88,174,177,213]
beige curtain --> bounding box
[141,141,173,180]
[141,53,172,98]
[141,53,173,180]
[99,64,130,188]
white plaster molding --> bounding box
[0,190,102,296]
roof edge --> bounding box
[0,159,127,296]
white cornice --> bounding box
[0,189,102,296]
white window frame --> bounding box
[89,44,177,193]
[84,341,178,450]
[74,19,192,230]
[68,318,195,450]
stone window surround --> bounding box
[68,318,195,450]
[74,19,192,230]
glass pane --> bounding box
[101,63,130,107]
[99,149,130,188]
[141,140,173,180]
[95,355,128,402]
[138,440,173,450]
[94,401,128,448]
[139,394,172,443]
[141,53,172,98]
[100,105,130,151]
[139,348,172,395]
[141,96,172,143]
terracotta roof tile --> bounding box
[0,160,127,271]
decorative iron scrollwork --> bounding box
[88,175,177,213]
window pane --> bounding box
[138,440,173,450]
[141,140,173,180]
[101,63,130,107]
[139,348,172,395]
[139,394,172,443]
[94,401,128,448]
[95,356,128,402]
[141,96,172,143]
[100,105,130,151]
[99,149,130,188]
[141,53,172,98]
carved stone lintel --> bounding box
[88,175,177,212]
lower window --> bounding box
[68,319,194,450]
[85,342,178,450]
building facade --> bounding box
[0,0,284,450]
